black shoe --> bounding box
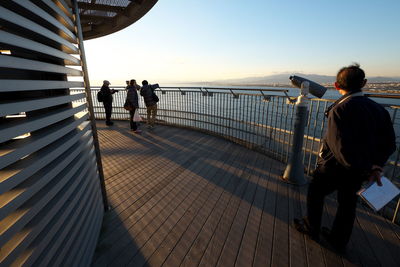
[321,227,347,254]
[106,121,114,126]
[293,218,319,241]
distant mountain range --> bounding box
[210,73,400,85]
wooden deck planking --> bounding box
[271,172,290,267]
[359,207,400,264]
[198,146,254,267]
[108,133,232,266]
[288,182,308,267]
[298,181,330,267]
[234,153,266,267]
[322,198,348,267]
[104,135,209,220]
[93,133,217,265]
[147,146,239,266]
[355,206,399,266]
[130,143,237,266]
[215,151,260,266]
[100,130,210,220]
[92,121,400,267]
[252,154,280,266]
[179,146,254,267]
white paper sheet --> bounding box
[358,176,400,211]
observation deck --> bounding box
[92,121,400,267]
[1,1,399,265]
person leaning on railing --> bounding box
[140,80,160,129]
[293,64,396,253]
[100,80,118,126]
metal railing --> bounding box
[72,86,400,221]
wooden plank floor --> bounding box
[91,121,400,267]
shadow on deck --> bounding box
[91,121,400,267]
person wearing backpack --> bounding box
[100,80,117,126]
[140,80,160,129]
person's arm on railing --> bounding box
[151,83,160,92]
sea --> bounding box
[160,83,399,105]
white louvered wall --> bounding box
[0,1,105,266]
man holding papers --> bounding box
[294,64,396,253]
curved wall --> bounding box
[0,1,104,265]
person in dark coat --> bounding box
[294,64,396,253]
[100,80,117,126]
[140,80,159,129]
[126,79,141,133]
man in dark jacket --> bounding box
[294,64,396,252]
[100,80,117,126]
[140,80,159,129]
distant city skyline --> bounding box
[83,0,400,85]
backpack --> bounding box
[152,92,159,102]
[97,90,103,102]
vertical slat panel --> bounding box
[0,1,104,266]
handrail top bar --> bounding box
[88,85,289,93]
[365,93,400,99]
[82,86,400,102]
[86,86,400,98]
[162,86,289,93]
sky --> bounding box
[83,0,400,85]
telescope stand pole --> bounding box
[282,82,310,185]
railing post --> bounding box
[72,0,109,210]
[282,82,309,185]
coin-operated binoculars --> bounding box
[282,76,327,185]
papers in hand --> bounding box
[358,176,400,211]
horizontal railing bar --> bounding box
[88,86,289,92]
[161,86,290,92]
[83,87,400,101]
[365,94,400,99]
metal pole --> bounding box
[72,0,109,210]
[282,82,309,185]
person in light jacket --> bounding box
[126,79,141,133]
[140,80,160,129]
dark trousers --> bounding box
[307,165,364,247]
[103,101,112,122]
[129,107,137,130]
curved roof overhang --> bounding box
[74,0,158,40]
